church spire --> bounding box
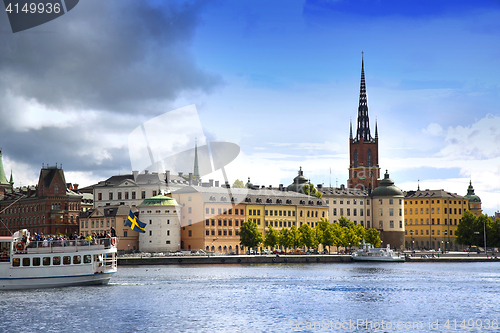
[349,119,353,140]
[354,52,374,143]
[193,138,200,180]
[375,120,378,139]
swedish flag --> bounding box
[125,210,146,233]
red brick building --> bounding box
[0,165,82,237]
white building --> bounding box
[138,195,181,252]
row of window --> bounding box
[205,219,243,227]
[406,207,462,215]
[326,198,369,205]
[333,208,370,217]
[12,254,93,267]
[97,190,156,201]
[205,207,245,215]
[1,202,81,214]
[405,218,460,226]
[205,229,239,236]
[406,199,464,205]
[381,220,403,229]
[378,208,403,217]
[81,219,116,229]
[406,229,454,236]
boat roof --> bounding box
[0,236,13,241]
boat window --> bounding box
[33,257,41,266]
[13,258,20,267]
[63,256,71,265]
[84,255,91,263]
[53,256,61,265]
[22,257,30,266]
[73,255,81,264]
[43,257,50,266]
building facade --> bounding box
[464,181,482,216]
[138,195,181,252]
[404,189,469,251]
[0,165,82,237]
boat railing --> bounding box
[14,237,118,254]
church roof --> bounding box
[464,180,481,203]
[371,171,404,197]
[352,53,375,144]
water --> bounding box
[1,262,499,332]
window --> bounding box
[149,230,152,236]
[98,193,102,201]
[53,257,61,265]
[389,199,393,205]
[132,191,136,199]
[43,257,50,266]
[118,192,122,200]
[33,257,41,266]
[379,221,383,229]
[188,207,192,214]
[109,192,113,200]
[188,230,192,237]
[73,256,81,264]
[389,208,394,216]
[333,208,337,216]
[379,208,383,216]
[125,192,129,200]
[141,191,146,199]
[22,257,30,266]
[84,255,92,263]
[390,221,394,228]
[63,256,71,265]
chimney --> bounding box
[133,170,139,181]
[73,184,79,190]
[279,184,283,191]
[317,184,323,189]
[165,170,170,184]
[178,172,183,177]
[188,173,193,185]
[144,170,149,174]
[225,181,230,188]
[215,181,219,187]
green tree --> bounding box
[239,219,263,250]
[264,225,280,249]
[302,183,323,199]
[299,223,318,249]
[232,179,245,188]
[365,228,381,247]
[339,216,354,229]
[455,210,479,247]
[279,228,293,254]
[289,225,301,249]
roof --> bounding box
[138,195,180,207]
[81,205,136,218]
[320,186,368,197]
[172,185,327,207]
[464,180,481,203]
[371,171,404,197]
[405,189,467,200]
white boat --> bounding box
[352,243,405,262]
[0,230,117,290]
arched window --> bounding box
[354,149,358,167]
[367,149,373,167]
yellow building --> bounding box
[404,189,468,251]
[171,185,328,253]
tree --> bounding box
[289,225,301,249]
[232,179,245,188]
[365,228,381,247]
[299,223,318,249]
[239,219,263,250]
[264,225,280,249]
[302,183,322,199]
[339,216,354,229]
[279,228,293,254]
[455,210,479,247]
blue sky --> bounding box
[0,0,499,213]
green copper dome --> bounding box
[139,195,180,206]
[464,180,481,203]
[371,170,404,197]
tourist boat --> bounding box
[0,229,118,290]
[352,243,405,262]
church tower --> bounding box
[348,54,380,190]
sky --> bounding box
[0,0,499,214]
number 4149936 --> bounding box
[5,2,61,14]
[444,319,498,329]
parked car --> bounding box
[247,250,256,255]
[261,249,272,255]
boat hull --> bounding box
[0,271,116,290]
[352,256,405,262]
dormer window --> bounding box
[54,184,59,194]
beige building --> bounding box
[319,185,371,227]
[138,195,181,253]
[79,205,140,251]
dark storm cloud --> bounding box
[0,0,221,113]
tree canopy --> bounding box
[239,219,263,249]
[232,179,245,188]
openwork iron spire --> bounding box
[354,52,374,143]
[193,138,200,180]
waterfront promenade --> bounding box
[117,252,500,265]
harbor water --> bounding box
[1,262,499,332]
